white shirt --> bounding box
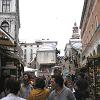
[0,93,26,100]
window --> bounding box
[90,53,92,57]
[1,21,9,33]
[24,49,27,62]
[92,24,93,29]
[30,44,33,47]
[2,0,10,12]
[97,44,100,54]
[30,49,33,61]
[93,50,96,56]
[95,15,98,28]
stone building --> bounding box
[64,23,82,75]
[20,39,57,76]
[35,39,57,76]
[0,0,20,42]
[19,42,38,68]
[0,0,23,77]
[80,0,100,65]
[80,1,100,99]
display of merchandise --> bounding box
[87,57,100,100]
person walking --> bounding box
[20,73,33,99]
[74,73,89,100]
[48,75,76,100]
[28,77,49,100]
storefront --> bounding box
[87,55,100,100]
[0,27,24,78]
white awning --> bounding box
[24,66,38,72]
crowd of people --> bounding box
[0,71,90,100]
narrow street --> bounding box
[0,0,100,100]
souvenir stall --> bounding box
[87,56,100,100]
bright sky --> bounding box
[19,0,84,56]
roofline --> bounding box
[35,40,57,44]
[19,42,37,45]
[80,0,88,29]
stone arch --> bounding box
[1,20,9,33]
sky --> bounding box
[19,0,84,56]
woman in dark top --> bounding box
[74,73,89,100]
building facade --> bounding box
[35,39,57,76]
[80,1,100,99]
[64,23,82,75]
[20,42,38,67]
[0,0,23,77]
[0,0,20,42]
[80,0,100,65]
[20,39,57,76]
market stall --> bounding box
[87,56,100,100]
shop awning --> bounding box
[6,52,25,66]
[0,27,15,46]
